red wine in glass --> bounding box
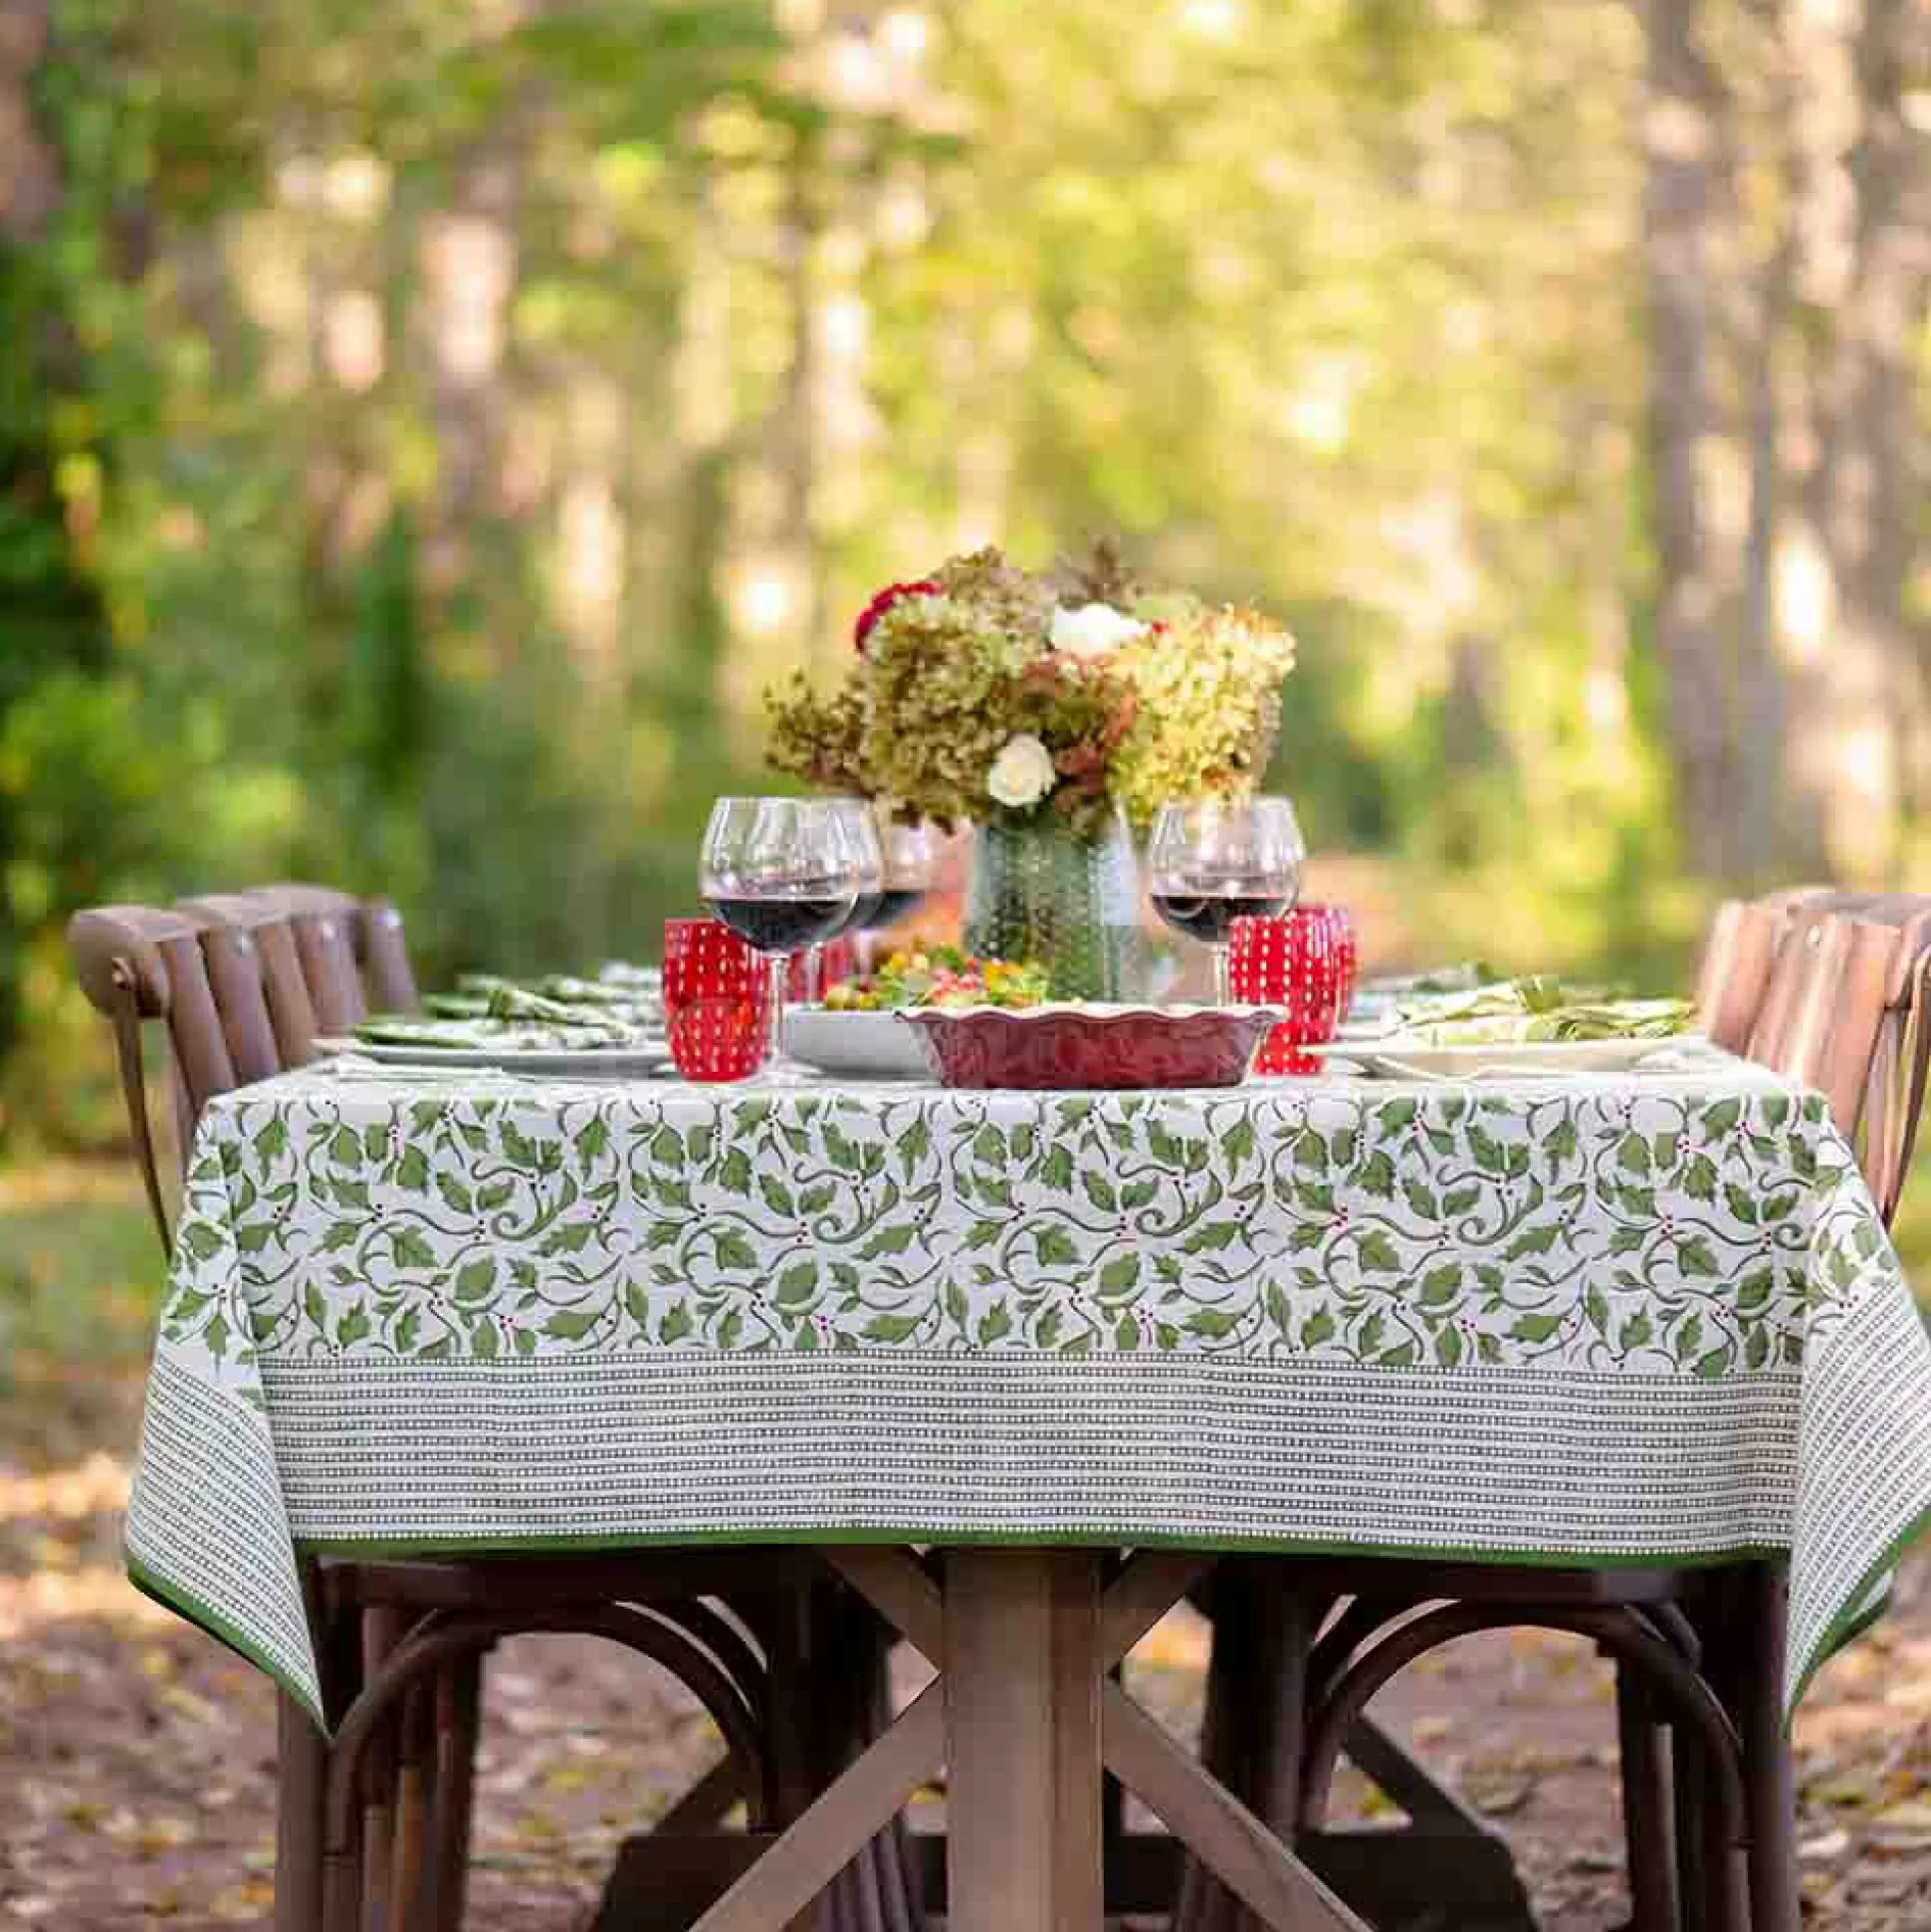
[1150,891,1291,946]
[707,896,855,953]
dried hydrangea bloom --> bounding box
[930,545,1056,640]
[765,674,870,796]
[1109,604,1298,826]
[859,590,1034,827]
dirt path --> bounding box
[3,1389,1927,1929]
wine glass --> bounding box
[805,798,886,1000]
[1148,795,1306,1004]
[867,817,940,934]
[701,797,867,1075]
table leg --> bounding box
[944,1548,1104,1932]
[1726,1565,1800,1932]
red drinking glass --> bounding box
[664,918,771,1082]
[1229,908,1348,1075]
[1302,903,1358,1032]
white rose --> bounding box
[1050,601,1148,661]
[986,733,1058,810]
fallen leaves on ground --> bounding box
[2,1392,1927,1929]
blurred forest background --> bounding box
[0,0,1927,1159]
[4,13,1928,1918]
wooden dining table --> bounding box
[125,1052,1931,1928]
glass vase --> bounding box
[963,806,1147,1002]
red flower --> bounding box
[853,578,941,653]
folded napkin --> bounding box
[422,991,495,1019]
[445,974,660,1028]
[352,1012,640,1052]
[1406,996,1693,1048]
[536,974,658,1010]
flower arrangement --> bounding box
[766,542,1296,840]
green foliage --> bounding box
[0,0,1912,1151]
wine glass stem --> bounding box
[1212,944,1232,1007]
[766,953,788,1069]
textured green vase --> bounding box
[963,807,1147,1001]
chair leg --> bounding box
[1671,1712,1712,1932]
[1177,1563,1310,1932]
[389,1681,435,1928]
[276,1690,327,1932]
[427,1652,484,1932]
[1616,1672,1679,1932]
[358,1610,406,1932]
[322,1790,366,1932]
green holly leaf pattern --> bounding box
[143,1078,1874,1396]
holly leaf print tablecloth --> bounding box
[125,1061,1931,1725]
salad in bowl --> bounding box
[822,946,1051,1013]
[791,946,1050,1077]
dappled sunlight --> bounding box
[0,1450,129,1525]
[0,1562,169,1643]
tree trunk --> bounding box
[1777,0,1929,880]
[1640,0,1740,878]
[0,0,58,244]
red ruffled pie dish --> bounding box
[900,1003,1282,1090]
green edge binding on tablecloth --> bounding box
[1787,1498,1931,1711]
[126,1553,326,1731]
[289,1525,1792,1571]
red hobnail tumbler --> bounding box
[1229,908,1350,1075]
[1317,904,1359,1031]
[664,918,771,1082]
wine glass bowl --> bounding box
[1149,795,1306,1003]
[700,796,867,1073]
[867,816,940,932]
[821,798,887,939]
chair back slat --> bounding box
[1750,913,1829,1075]
[1869,946,1931,1223]
[1739,896,1931,1226]
[293,912,367,1031]
[152,929,241,1118]
[177,897,282,1087]
[181,893,321,1069]
[252,885,370,1031]
[1695,902,1754,1051]
[256,921,324,1064]
[1805,921,1892,1136]
[360,897,420,1013]
[67,907,228,1254]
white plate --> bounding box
[315,1036,672,1076]
[1346,1035,1711,1080]
[782,1008,933,1079]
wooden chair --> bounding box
[1189,899,1931,1932]
[1691,887,1835,1052]
[251,881,419,1023]
[71,899,913,1932]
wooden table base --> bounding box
[688,1547,1373,1932]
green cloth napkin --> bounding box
[352,1012,641,1052]
[436,978,660,1032]
[1405,995,1694,1047]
